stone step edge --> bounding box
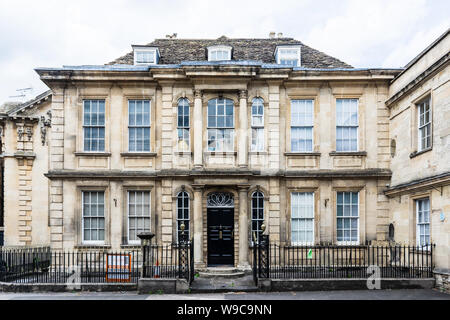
[197,271,246,278]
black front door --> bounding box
[207,208,234,266]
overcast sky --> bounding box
[0,0,448,104]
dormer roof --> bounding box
[108,36,352,69]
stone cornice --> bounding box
[386,52,450,108]
[35,65,401,86]
[44,168,392,180]
[384,172,450,197]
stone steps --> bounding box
[190,274,258,293]
[198,267,246,278]
[190,267,257,293]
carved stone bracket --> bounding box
[26,127,32,141]
[17,125,24,141]
[238,89,248,100]
[194,89,203,100]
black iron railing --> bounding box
[141,240,194,284]
[0,247,141,283]
[253,239,435,281]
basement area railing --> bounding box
[252,236,434,284]
[0,241,194,285]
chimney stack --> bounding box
[166,33,178,39]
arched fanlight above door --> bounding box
[207,192,234,208]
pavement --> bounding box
[190,274,258,293]
[0,289,448,300]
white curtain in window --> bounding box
[291,192,314,244]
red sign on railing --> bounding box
[106,253,131,283]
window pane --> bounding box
[251,128,264,151]
[83,192,105,242]
[217,116,224,127]
[291,100,313,152]
[416,198,430,246]
[177,191,190,241]
[83,100,106,152]
[128,191,151,242]
[336,99,358,152]
[291,192,314,244]
[128,100,151,152]
[208,98,233,128]
[98,101,105,125]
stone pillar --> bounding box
[161,82,174,169]
[161,179,173,245]
[238,184,251,269]
[267,82,281,170]
[193,90,203,169]
[49,87,65,250]
[15,123,35,245]
[238,90,248,168]
[192,184,205,268]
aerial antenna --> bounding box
[9,87,33,102]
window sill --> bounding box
[409,147,432,159]
[249,151,268,155]
[174,151,192,156]
[335,242,360,246]
[120,244,142,249]
[204,151,237,156]
[329,151,367,157]
[74,152,111,157]
[74,244,111,250]
[284,152,321,157]
[120,152,157,158]
[13,151,36,159]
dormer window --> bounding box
[132,45,159,65]
[207,45,232,61]
[275,45,301,67]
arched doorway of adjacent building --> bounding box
[206,192,234,266]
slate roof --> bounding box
[107,36,353,69]
[0,101,21,114]
[6,90,52,116]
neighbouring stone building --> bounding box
[0,32,448,281]
[384,30,450,290]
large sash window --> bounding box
[207,98,234,152]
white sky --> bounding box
[0,0,448,104]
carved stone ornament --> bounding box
[40,111,52,145]
[239,89,248,100]
[194,89,203,99]
[40,126,47,146]
[26,126,33,141]
[207,192,234,208]
[17,126,24,141]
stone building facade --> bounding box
[385,30,450,289]
[0,91,52,246]
[0,33,448,275]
